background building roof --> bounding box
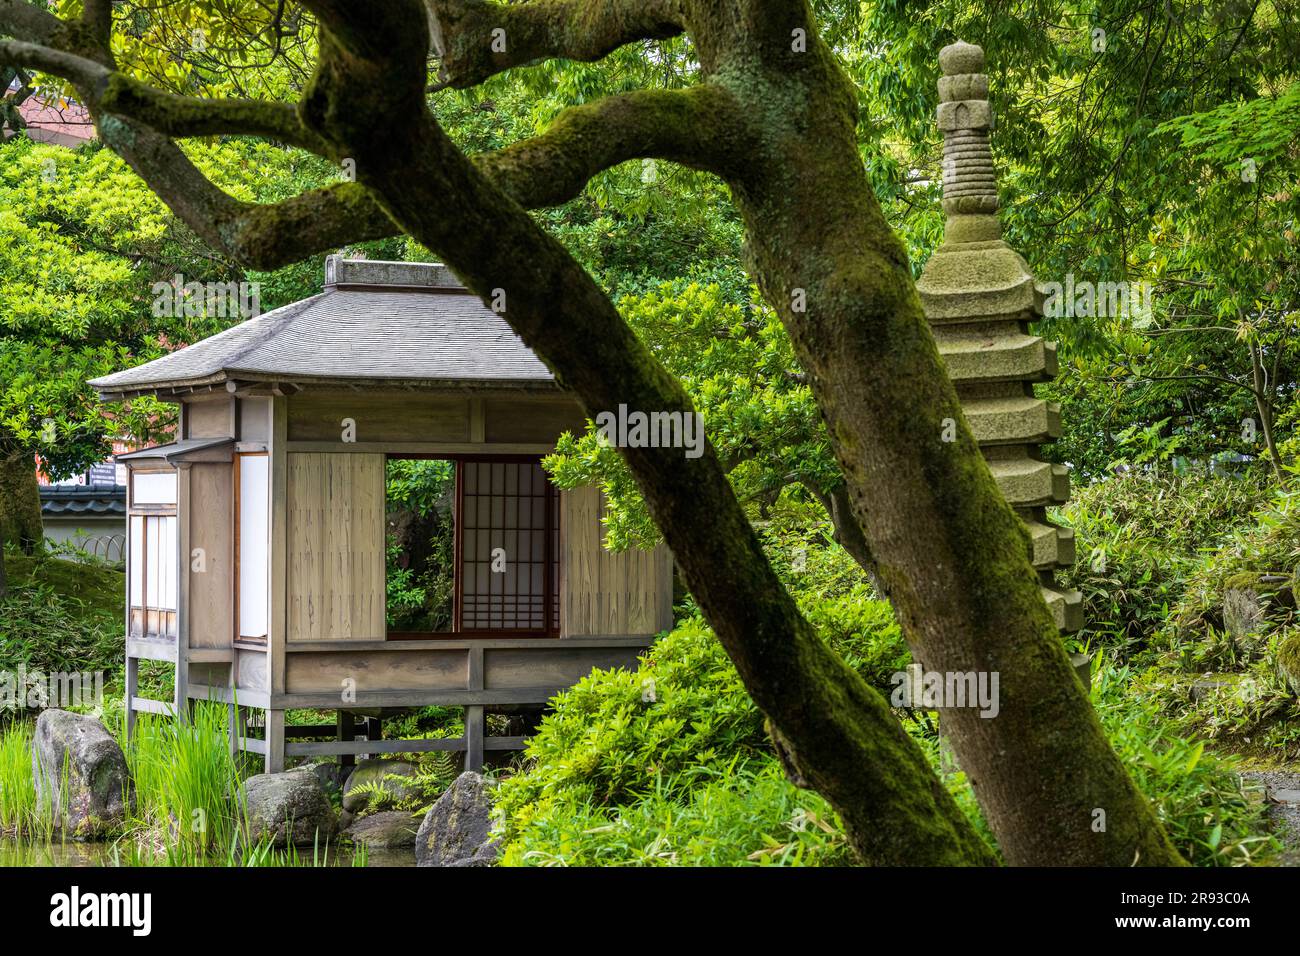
[40,483,126,517]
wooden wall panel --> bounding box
[483,398,585,443]
[186,398,234,438]
[484,646,644,688]
[285,650,466,694]
[236,648,268,692]
[238,397,270,442]
[560,486,673,637]
[286,453,386,642]
[287,394,469,442]
[187,463,233,648]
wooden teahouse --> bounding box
[90,257,674,771]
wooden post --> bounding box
[266,709,285,773]
[466,645,485,770]
[175,462,192,723]
[124,654,138,741]
[464,705,485,772]
[336,711,355,769]
[267,396,288,772]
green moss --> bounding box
[1278,630,1300,696]
[5,556,123,617]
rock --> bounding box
[305,760,349,796]
[241,767,336,847]
[1277,630,1300,697]
[342,759,419,813]
[344,810,419,849]
[415,771,499,867]
[31,709,131,839]
[1242,771,1300,866]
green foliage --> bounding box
[0,557,122,683]
[545,283,836,550]
[761,491,872,600]
[384,459,456,632]
[123,702,246,862]
[800,586,911,698]
[1056,472,1273,658]
[503,758,853,866]
[0,718,39,838]
[494,621,850,866]
[498,623,768,813]
[344,751,459,817]
[1168,484,1300,644]
[1091,655,1278,866]
[497,602,1279,865]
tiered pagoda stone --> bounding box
[916,41,1082,632]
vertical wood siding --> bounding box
[560,486,673,637]
[286,452,385,641]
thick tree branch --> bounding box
[3,7,742,269]
[97,74,334,154]
[81,0,113,49]
[0,40,332,154]
[478,84,750,206]
[0,0,59,45]
[427,0,684,89]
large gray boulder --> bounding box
[31,709,131,839]
[344,810,420,849]
[415,771,499,867]
[241,767,336,847]
[342,759,419,813]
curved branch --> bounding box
[96,73,334,154]
[0,40,332,154]
[428,0,684,89]
[0,0,60,44]
[3,8,744,272]
[477,84,750,206]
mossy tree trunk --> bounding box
[0,0,1183,864]
[0,448,43,556]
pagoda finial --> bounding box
[936,41,999,239]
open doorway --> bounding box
[385,456,559,638]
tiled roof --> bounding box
[89,258,556,395]
[39,484,125,516]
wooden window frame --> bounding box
[233,451,270,646]
[386,454,560,641]
[127,467,179,641]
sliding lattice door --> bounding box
[456,459,558,635]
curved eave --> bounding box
[94,371,566,402]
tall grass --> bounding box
[0,720,39,838]
[120,701,245,864]
[0,702,368,867]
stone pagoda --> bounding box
[916,41,1082,633]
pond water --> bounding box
[0,837,416,867]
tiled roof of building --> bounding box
[39,483,126,516]
[89,257,556,396]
